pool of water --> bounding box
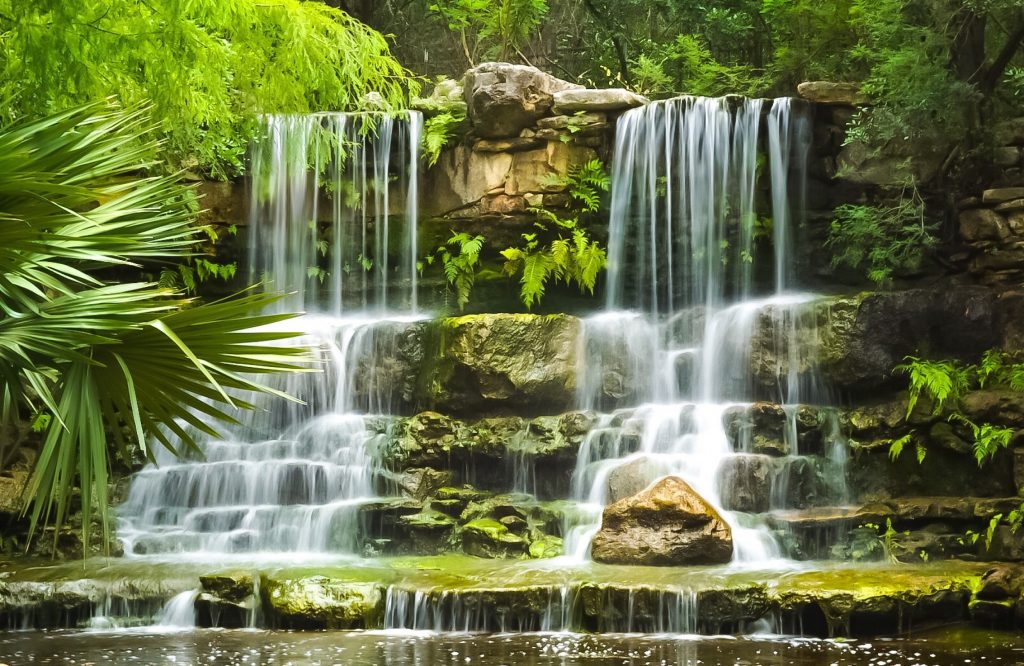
[1,628,1021,665]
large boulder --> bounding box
[417,314,580,413]
[591,476,733,566]
[463,63,581,139]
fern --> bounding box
[895,356,970,417]
[423,110,467,166]
[888,432,913,462]
[949,414,1014,467]
[436,231,484,310]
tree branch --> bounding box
[979,15,1024,95]
[581,0,630,84]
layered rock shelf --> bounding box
[0,557,999,637]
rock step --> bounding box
[766,497,1024,531]
[2,559,987,637]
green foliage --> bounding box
[843,0,976,151]
[632,35,769,97]
[501,160,610,309]
[827,181,938,285]
[895,356,972,417]
[430,0,548,63]
[422,109,468,166]
[434,232,484,310]
[501,223,607,309]
[0,0,414,178]
[949,414,1014,467]
[890,350,1023,468]
[0,104,307,552]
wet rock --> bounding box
[698,585,770,630]
[969,598,1016,628]
[462,518,528,558]
[960,389,1024,426]
[816,289,999,395]
[551,88,648,113]
[976,565,1024,601]
[261,576,383,629]
[0,471,27,518]
[398,468,454,501]
[200,573,254,603]
[464,63,581,138]
[717,454,772,513]
[927,421,971,455]
[418,314,580,413]
[605,456,660,503]
[591,476,733,566]
[528,534,563,558]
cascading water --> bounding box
[118,112,423,558]
[564,96,845,564]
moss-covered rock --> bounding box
[462,518,528,558]
[528,535,563,559]
[416,314,580,414]
[261,576,384,629]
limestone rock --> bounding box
[535,112,607,130]
[261,577,383,629]
[418,314,580,413]
[0,471,27,517]
[995,198,1024,213]
[551,88,648,114]
[983,188,1024,205]
[591,476,733,566]
[463,63,581,139]
[398,468,454,501]
[960,208,1010,241]
[605,457,661,503]
[473,137,544,153]
[815,289,999,395]
[717,454,773,513]
[200,573,254,603]
[413,78,467,116]
[797,81,868,105]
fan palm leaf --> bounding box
[0,103,308,553]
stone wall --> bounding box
[415,63,646,243]
[956,119,1024,286]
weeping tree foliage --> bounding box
[0,104,309,551]
[0,0,416,178]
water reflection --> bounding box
[1,629,1021,666]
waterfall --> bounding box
[565,96,842,564]
[118,112,423,558]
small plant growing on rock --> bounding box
[501,160,609,309]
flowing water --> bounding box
[118,112,424,559]
[112,98,851,640]
[562,96,841,563]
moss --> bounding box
[261,576,384,629]
[528,535,563,559]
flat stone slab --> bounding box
[0,556,988,636]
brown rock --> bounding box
[960,208,1010,241]
[996,118,1024,146]
[591,476,733,566]
[551,88,648,114]
[473,137,544,153]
